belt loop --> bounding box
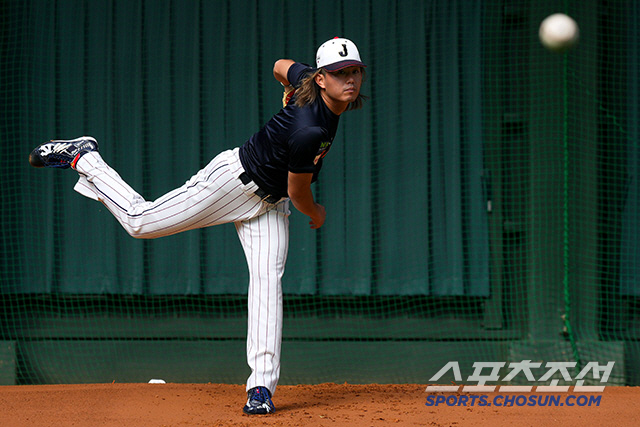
[238,172,280,204]
[239,172,252,185]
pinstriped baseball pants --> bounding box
[73,147,289,395]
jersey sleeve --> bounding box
[287,62,314,88]
[287,126,326,174]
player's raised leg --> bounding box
[29,138,268,239]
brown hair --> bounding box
[294,68,367,111]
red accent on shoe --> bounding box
[70,152,82,170]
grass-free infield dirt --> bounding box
[0,383,637,426]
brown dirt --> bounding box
[0,383,637,426]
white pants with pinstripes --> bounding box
[73,147,289,395]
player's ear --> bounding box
[314,72,326,89]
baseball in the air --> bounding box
[539,13,579,53]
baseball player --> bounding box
[28,37,366,415]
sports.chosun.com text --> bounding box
[426,394,602,407]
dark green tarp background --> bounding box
[3,0,488,297]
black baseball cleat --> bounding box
[29,136,99,169]
[242,386,275,415]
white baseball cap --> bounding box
[316,37,366,72]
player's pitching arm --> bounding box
[288,172,326,229]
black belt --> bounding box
[239,172,281,204]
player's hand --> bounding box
[282,85,295,107]
[309,203,326,229]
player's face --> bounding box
[316,67,363,111]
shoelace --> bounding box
[251,387,269,402]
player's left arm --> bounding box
[274,59,295,86]
[274,59,296,107]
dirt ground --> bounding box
[0,383,637,426]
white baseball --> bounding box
[539,13,579,53]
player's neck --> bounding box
[320,92,348,116]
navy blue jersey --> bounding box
[239,62,340,198]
